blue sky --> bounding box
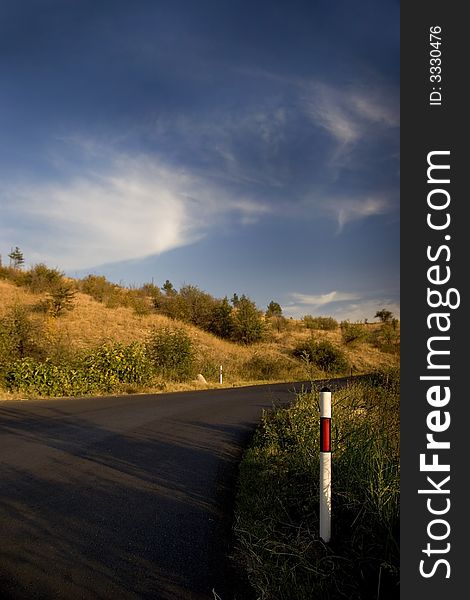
[0,0,399,320]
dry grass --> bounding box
[0,279,398,398]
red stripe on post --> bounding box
[320,417,331,452]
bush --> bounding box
[146,327,196,381]
[293,338,349,374]
[303,315,338,330]
[0,264,28,287]
[4,342,154,396]
[243,354,287,381]
[124,290,153,315]
[208,297,234,339]
[340,320,367,344]
[0,306,43,364]
[79,274,122,306]
[24,264,64,293]
[46,282,77,317]
[4,357,89,396]
[268,315,288,333]
[232,295,265,345]
[82,342,153,391]
[369,322,400,354]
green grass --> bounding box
[234,369,399,599]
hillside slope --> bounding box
[0,277,398,398]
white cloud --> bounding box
[330,300,400,323]
[303,82,399,160]
[332,196,393,231]
[0,152,270,270]
[283,292,400,322]
[300,191,395,232]
[289,291,360,307]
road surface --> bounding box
[0,380,347,600]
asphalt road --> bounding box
[0,380,346,600]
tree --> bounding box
[162,280,177,296]
[374,309,393,323]
[232,295,265,344]
[47,282,76,317]
[209,297,234,339]
[8,246,24,269]
[177,284,216,329]
[266,301,282,318]
[231,293,240,308]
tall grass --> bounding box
[234,369,399,599]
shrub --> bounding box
[79,274,122,306]
[243,354,287,381]
[265,301,282,318]
[369,322,400,354]
[4,357,89,396]
[208,297,234,339]
[146,327,195,381]
[0,306,43,364]
[293,338,349,374]
[177,284,217,329]
[303,315,338,330]
[268,315,288,333]
[232,295,265,345]
[0,264,28,286]
[46,282,77,317]
[340,320,367,344]
[24,264,64,293]
[5,342,154,396]
[82,342,152,390]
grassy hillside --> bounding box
[0,266,399,399]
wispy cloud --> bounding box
[299,191,395,232]
[0,150,270,270]
[331,195,393,231]
[302,81,399,162]
[283,291,399,321]
[289,291,360,307]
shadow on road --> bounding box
[0,389,288,600]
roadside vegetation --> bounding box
[234,368,400,599]
[0,249,399,399]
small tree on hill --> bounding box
[8,247,24,269]
[374,309,393,323]
[232,295,265,344]
[266,301,282,318]
[47,282,76,317]
[162,280,177,296]
[209,297,234,339]
[231,293,240,308]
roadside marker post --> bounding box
[219,365,223,385]
[320,387,332,543]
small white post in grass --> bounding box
[219,365,223,385]
[320,386,332,543]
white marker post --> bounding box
[219,365,223,385]
[320,386,332,543]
